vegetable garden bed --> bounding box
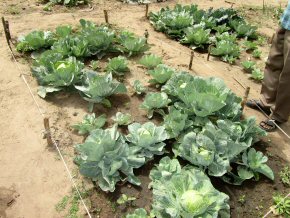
[2,0,290,217]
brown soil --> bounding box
[1,0,290,217]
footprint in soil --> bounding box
[0,187,19,218]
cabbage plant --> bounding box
[126,208,148,218]
[161,72,242,120]
[112,112,133,126]
[139,54,163,69]
[150,157,230,218]
[75,72,127,111]
[140,92,171,118]
[75,125,145,192]
[126,122,168,160]
[32,55,84,97]
[105,56,129,76]
[181,25,211,48]
[16,30,56,52]
[133,80,147,95]
[148,64,175,85]
[72,113,106,135]
[174,118,267,178]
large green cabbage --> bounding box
[150,157,230,217]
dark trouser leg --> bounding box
[261,28,286,107]
[271,30,290,122]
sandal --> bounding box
[260,119,281,132]
[246,99,271,115]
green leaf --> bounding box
[133,80,147,95]
[105,56,129,76]
[148,64,175,85]
[112,112,133,126]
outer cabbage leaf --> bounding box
[140,92,171,118]
[75,125,145,192]
[126,122,168,160]
[126,208,148,218]
[151,157,230,218]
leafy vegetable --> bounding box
[241,148,274,180]
[161,72,242,120]
[229,20,257,39]
[90,60,100,70]
[106,56,129,76]
[140,92,171,118]
[133,80,147,95]
[112,112,133,126]
[180,25,211,48]
[243,40,258,51]
[126,208,148,218]
[163,106,192,139]
[72,113,106,135]
[213,24,230,34]
[139,54,163,69]
[251,68,264,81]
[210,40,240,64]
[126,122,168,160]
[252,49,262,58]
[32,54,84,97]
[150,157,230,217]
[174,118,266,177]
[43,0,89,7]
[273,194,290,216]
[16,30,55,52]
[75,72,127,110]
[148,64,175,85]
[117,194,136,205]
[241,60,256,73]
[75,125,145,192]
[118,33,149,56]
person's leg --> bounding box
[271,30,290,123]
[261,28,286,107]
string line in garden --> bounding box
[6,47,92,218]
[263,192,290,217]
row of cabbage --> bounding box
[149,4,261,64]
[17,20,273,217]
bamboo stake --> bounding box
[43,117,53,146]
[104,10,109,24]
[145,4,149,18]
[241,87,250,111]
[188,51,194,70]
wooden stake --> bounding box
[104,10,109,24]
[43,117,53,146]
[207,45,213,61]
[262,0,265,14]
[241,87,250,111]
[144,29,149,43]
[145,4,149,18]
[270,33,275,44]
[2,17,11,49]
[188,51,194,70]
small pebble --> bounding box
[73,112,78,116]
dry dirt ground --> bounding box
[1,0,290,217]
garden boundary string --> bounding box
[5,43,92,218]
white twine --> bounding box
[7,47,92,218]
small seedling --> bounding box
[273,193,290,216]
[117,194,136,206]
[90,60,100,70]
[252,49,262,58]
[279,166,290,186]
[55,195,69,212]
[238,194,246,205]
